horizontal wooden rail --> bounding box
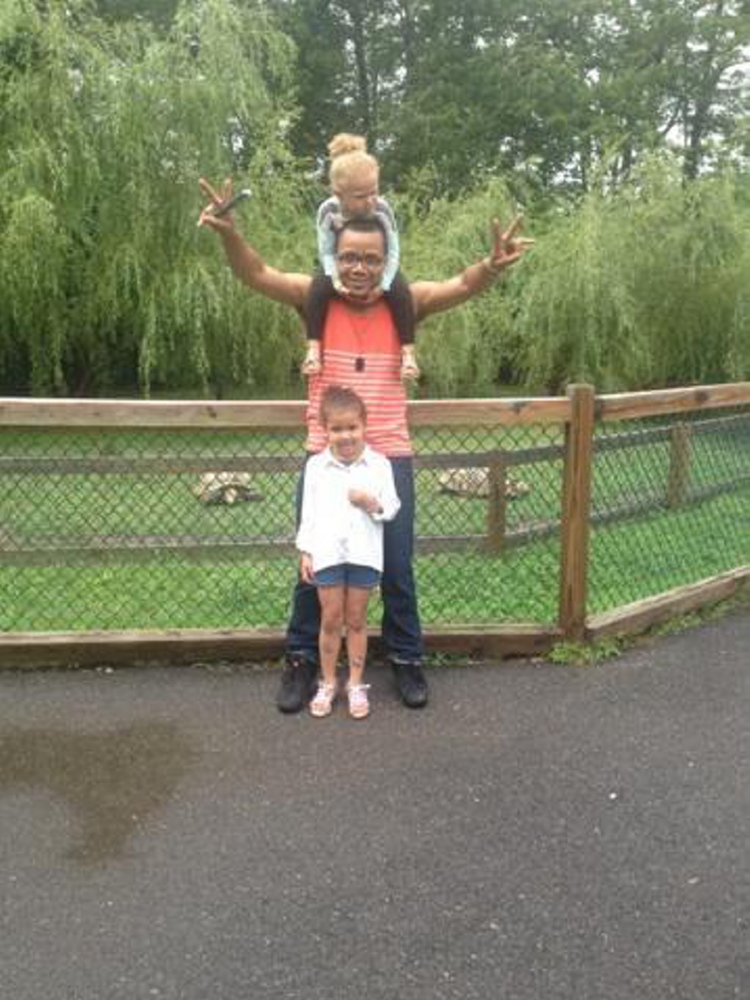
[0,624,563,668]
[0,455,302,475]
[692,411,750,435]
[1,385,746,431]
[408,398,572,426]
[0,446,565,477]
[0,398,308,430]
[598,382,750,422]
[0,396,573,430]
[586,567,750,640]
[1,407,742,477]
[0,526,556,567]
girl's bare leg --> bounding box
[318,586,345,685]
[344,586,371,686]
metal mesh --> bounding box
[411,424,563,625]
[0,421,565,633]
[1,400,747,636]
[588,405,750,613]
[0,428,305,632]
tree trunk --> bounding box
[347,0,372,138]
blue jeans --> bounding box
[286,455,423,662]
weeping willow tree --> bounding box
[2,1,748,399]
[619,160,750,388]
[511,155,750,393]
[0,0,313,396]
[396,155,749,396]
[397,175,524,397]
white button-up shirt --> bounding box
[296,446,401,573]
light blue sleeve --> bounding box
[375,197,400,290]
[316,198,339,278]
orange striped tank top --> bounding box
[305,298,412,457]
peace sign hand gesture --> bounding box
[197,177,236,232]
[485,215,534,275]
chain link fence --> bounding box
[0,427,304,632]
[588,403,750,614]
[0,390,747,647]
[411,424,563,625]
[0,419,565,633]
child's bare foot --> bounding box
[301,342,322,376]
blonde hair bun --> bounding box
[328,133,368,159]
[327,133,378,190]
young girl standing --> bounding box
[296,385,401,719]
[301,133,419,382]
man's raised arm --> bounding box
[411,216,533,320]
[198,178,311,310]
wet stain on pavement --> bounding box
[0,722,197,865]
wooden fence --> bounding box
[0,382,748,667]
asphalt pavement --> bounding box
[1,610,749,1000]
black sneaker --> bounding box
[391,657,428,709]
[277,654,318,713]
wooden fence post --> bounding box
[558,384,596,640]
[666,422,692,509]
[485,452,507,554]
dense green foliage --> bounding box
[511,159,750,391]
[0,0,312,396]
[0,0,748,397]
[271,0,750,195]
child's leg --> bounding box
[344,585,372,719]
[302,274,336,375]
[385,273,419,381]
[344,586,371,686]
[318,584,345,685]
[310,583,345,717]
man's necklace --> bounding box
[346,309,370,373]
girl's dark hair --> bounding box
[319,384,367,426]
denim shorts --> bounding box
[314,563,381,589]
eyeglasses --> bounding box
[336,251,384,270]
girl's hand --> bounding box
[197,177,236,233]
[348,489,382,515]
[299,553,314,584]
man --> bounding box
[198,178,531,711]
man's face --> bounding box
[335,229,386,300]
